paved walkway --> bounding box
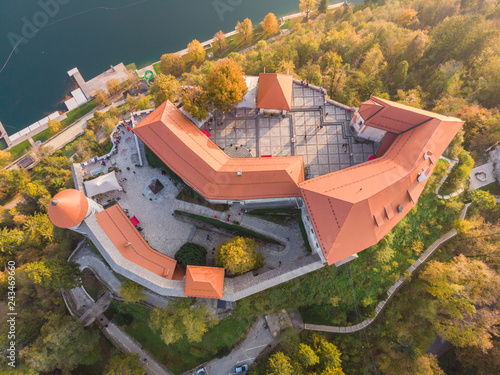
[435,157,464,199]
[172,200,309,266]
[204,316,274,375]
[4,100,126,171]
[44,100,126,153]
[70,241,171,308]
[304,203,471,334]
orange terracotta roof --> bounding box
[95,205,177,279]
[359,96,460,134]
[48,189,88,228]
[300,97,463,265]
[133,101,303,200]
[256,73,293,111]
[184,266,225,299]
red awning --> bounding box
[202,129,211,137]
[367,155,375,161]
[130,216,140,226]
[261,155,272,157]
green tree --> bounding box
[149,299,217,345]
[175,242,207,267]
[120,279,146,303]
[394,60,409,88]
[214,30,228,52]
[420,254,500,351]
[105,353,145,375]
[216,237,263,275]
[262,13,279,35]
[20,181,52,214]
[267,352,294,375]
[23,213,54,243]
[236,18,253,43]
[380,351,444,375]
[0,169,29,198]
[300,0,317,20]
[444,150,474,192]
[160,53,185,77]
[317,337,342,369]
[207,59,247,112]
[150,74,180,106]
[24,260,82,290]
[298,343,320,367]
[20,315,100,372]
[187,39,206,65]
[318,0,328,13]
[181,86,211,121]
[467,190,496,212]
[0,228,24,258]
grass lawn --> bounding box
[479,180,500,196]
[61,99,97,128]
[74,334,115,375]
[125,62,137,71]
[7,140,31,160]
[110,301,255,374]
[282,160,464,325]
[31,100,97,145]
[32,128,51,143]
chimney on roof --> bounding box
[237,171,242,177]
[125,242,132,247]
[397,205,404,214]
[51,199,58,206]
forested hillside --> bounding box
[1,0,499,374]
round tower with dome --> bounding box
[48,189,103,234]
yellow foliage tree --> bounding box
[216,236,263,275]
[47,119,62,135]
[187,39,206,65]
[236,18,253,43]
[106,78,121,95]
[213,30,228,52]
[262,13,279,35]
[299,0,317,20]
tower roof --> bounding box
[184,266,225,299]
[48,189,88,228]
[256,73,293,111]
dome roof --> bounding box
[48,189,89,228]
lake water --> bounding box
[0,0,349,134]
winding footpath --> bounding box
[435,156,465,199]
[304,203,471,334]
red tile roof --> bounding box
[48,189,88,228]
[95,205,177,279]
[256,73,293,111]
[133,101,304,200]
[359,96,455,134]
[132,96,463,268]
[184,266,225,299]
[300,97,463,264]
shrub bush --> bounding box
[175,242,207,267]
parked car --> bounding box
[196,368,206,375]
[234,364,249,373]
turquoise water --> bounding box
[0,0,347,133]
